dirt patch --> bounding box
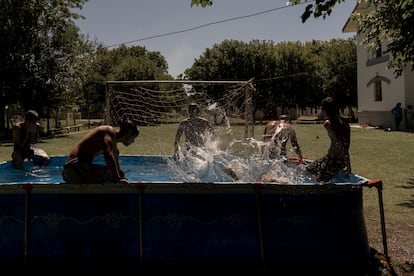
[366,216,414,275]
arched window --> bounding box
[367,74,391,102]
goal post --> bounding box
[105,79,255,138]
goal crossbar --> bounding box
[106,80,251,85]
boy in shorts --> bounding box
[12,110,49,169]
[62,116,139,184]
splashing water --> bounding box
[168,134,237,182]
[168,136,318,184]
[25,166,50,178]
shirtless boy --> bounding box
[305,97,351,182]
[12,110,49,169]
[262,114,303,162]
[174,103,216,158]
[62,116,139,184]
[173,103,238,181]
[258,115,303,182]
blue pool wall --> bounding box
[0,155,371,272]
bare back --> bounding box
[175,117,215,148]
[324,117,350,158]
[67,125,117,163]
[13,121,40,151]
[263,120,280,142]
[263,120,302,159]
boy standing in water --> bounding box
[173,103,238,180]
[62,116,139,184]
[305,97,351,182]
[11,110,49,169]
[259,115,303,182]
[262,114,303,162]
[174,103,216,159]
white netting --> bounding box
[105,80,254,133]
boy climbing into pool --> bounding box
[305,96,351,182]
[62,116,139,184]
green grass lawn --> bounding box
[0,122,413,270]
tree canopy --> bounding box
[190,0,414,76]
[81,45,173,116]
[184,38,357,119]
[0,0,172,135]
[0,0,91,133]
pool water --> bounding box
[0,155,174,184]
[0,154,368,185]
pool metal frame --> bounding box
[0,158,390,273]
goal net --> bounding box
[105,80,255,138]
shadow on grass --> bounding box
[396,178,414,208]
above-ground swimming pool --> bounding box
[0,155,373,273]
[0,154,369,185]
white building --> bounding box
[342,1,414,130]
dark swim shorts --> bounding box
[305,155,346,182]
[62,158,111,184]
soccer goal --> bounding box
[105,79,256,138]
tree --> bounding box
[312,38,357,118]
[190,0,414,76]
[296,0,414,76]
[0,0,90,134]
[354,0,414,76]
[184,39,283,117]
[190,0,212,7]
[82,45,173,115]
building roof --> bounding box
[342,1,372,33]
